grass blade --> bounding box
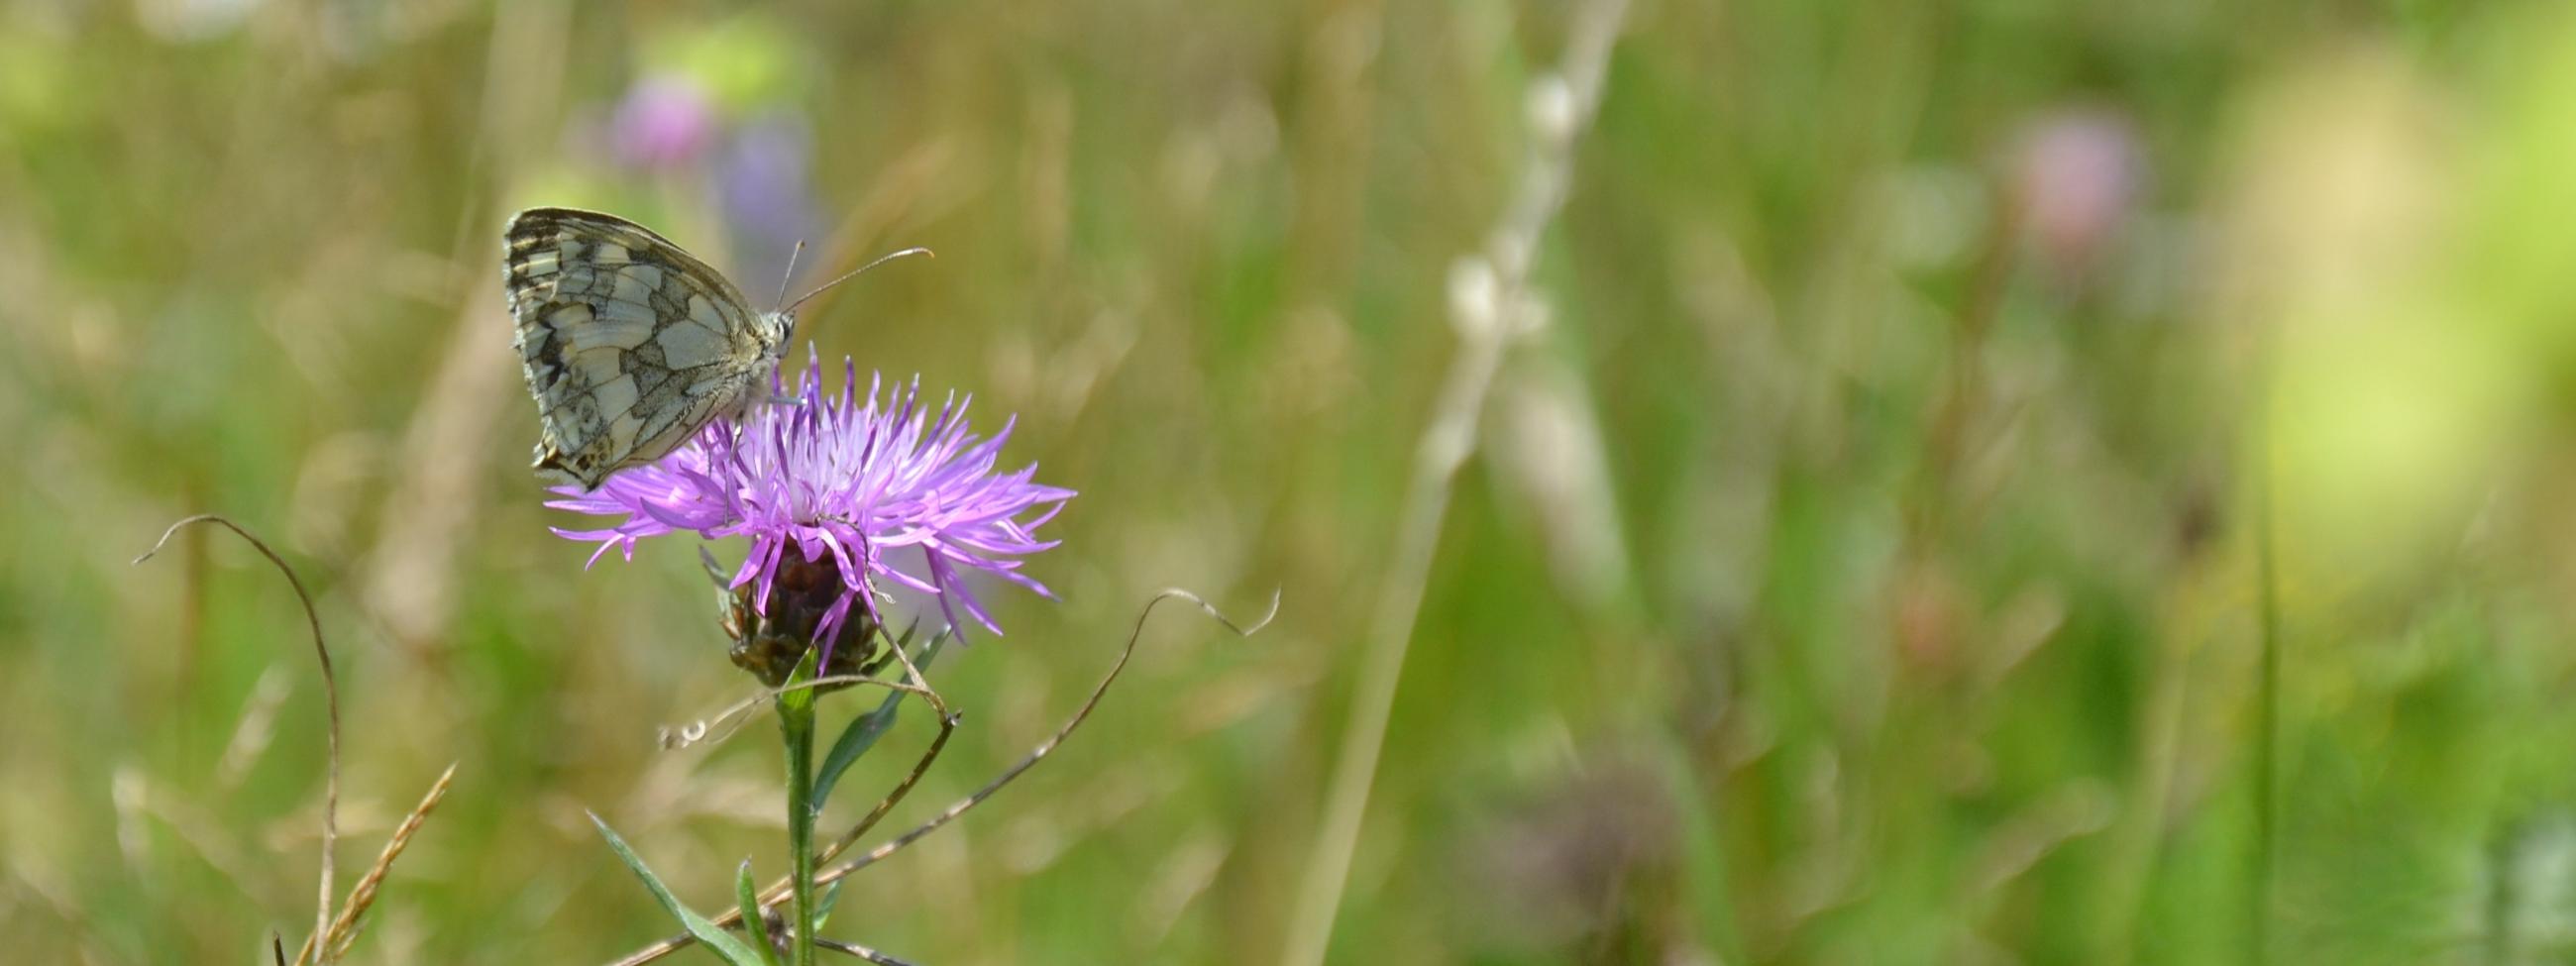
[589,811,770,966]
[812,879,844,933]
[735,861,783,966]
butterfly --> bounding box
[503,207,923,490]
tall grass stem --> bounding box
[2250,346,2281,966]
[1279,2,1629,963]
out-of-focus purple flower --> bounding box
[718,112,820,298]
[548,351,1074,666]
[2012,110,2145,281]
[613,74,718,169]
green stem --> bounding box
[2250,329,2281,966]
[780,653,821,966]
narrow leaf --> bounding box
[813,633,947,807]
[588,811,770,966]
[813,879,845,933]
[735,860,784,966]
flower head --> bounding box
[611,73,718,169]
[549,351,1074,671]
[2011,109,2144,283]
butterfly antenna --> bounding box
[781,247,935,317]
[773,240,807,313]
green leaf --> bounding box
[812,879,845,933]
[811,691,903,808]
[588,811,772,966]
[812,631,948,808]
[736,860,785,966]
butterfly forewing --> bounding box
[505,207,785,489]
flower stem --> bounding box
[779,652,821,966]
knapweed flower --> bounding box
[548,351,1074,680]
[611,73,718,169]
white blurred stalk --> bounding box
[1492,367,1632,610]
[1280,2,1629,963]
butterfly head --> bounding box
[759,310,797,352]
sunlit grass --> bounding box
[12,2,2576,963]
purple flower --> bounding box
[548,351,1074,667]
[612,73,717,169]
[2011,109,2145,282]
[717,112,820,298]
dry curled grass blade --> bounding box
[814,937,918,965]
[660,674,952,752]
[808,590,1279,887]
[137,514,339,964]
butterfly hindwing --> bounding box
[504,207,785,489]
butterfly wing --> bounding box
[504,207,780,489]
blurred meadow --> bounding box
[17,0,2576,963]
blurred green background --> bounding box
[13,1,2576,963]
